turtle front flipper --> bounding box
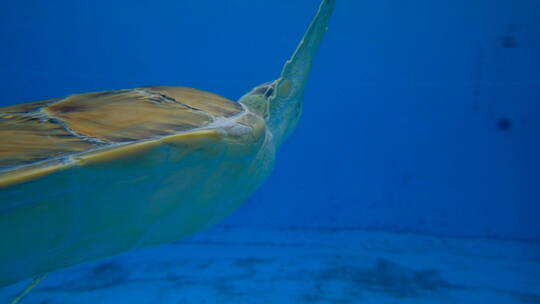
[268,0,336,145]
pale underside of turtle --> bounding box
[0,0,335,288]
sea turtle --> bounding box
[0,0,335,291]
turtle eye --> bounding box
[252,82,276,99]
[263,86,274,98]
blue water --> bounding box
[1,0,539,303]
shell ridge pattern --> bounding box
[134,88,217,122]
[0,88,251,177]
[203,101,253,137]
[0,97,110,145]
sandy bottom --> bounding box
[1,227,539,303]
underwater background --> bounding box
[0,0,539,303]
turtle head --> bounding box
[238,0,335,147]
[238,81,275,119]
[238,79,300,148]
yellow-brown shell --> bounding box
[0,86,244,187]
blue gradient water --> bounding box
[1,0,539,303]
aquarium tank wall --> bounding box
[0,0,539,303]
